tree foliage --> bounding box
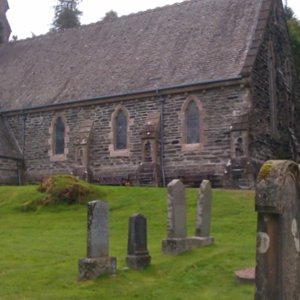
[52,0,82,30]
[285,6,300,79]
[103,10,118,21]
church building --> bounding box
[0,0,298,187]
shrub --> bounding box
[38,174,105,205]
[22,175,105,210]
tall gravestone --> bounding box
[191,180,213,246]
[78,200,117,280]
[126,213,151,269]
[162,179,189,254]
[255,160,300,299]
[195,180,212,237]
[161,179,213,254]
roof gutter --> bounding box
[0,75,249,115]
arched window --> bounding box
[115,110,127,150]
[54,117,65,155]
[185,101,200,144]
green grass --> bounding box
[0,185,256,299]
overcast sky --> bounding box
[6,0,300,40]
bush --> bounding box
[38,174,105,205]
[22,175,105,210]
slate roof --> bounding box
[0,0,264,110]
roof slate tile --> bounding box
[0,0,264,110]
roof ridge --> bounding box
[240,0,273,76]
[115,0,191,19]
[8,0,191,43]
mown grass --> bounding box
[0,185,256,299]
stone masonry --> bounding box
[4,84,249,187]
[0,0,298,188]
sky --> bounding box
[6,0,300,40]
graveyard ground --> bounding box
[0,185,255,299]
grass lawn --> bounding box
[0,185,256,299]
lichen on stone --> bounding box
[257,161,273,181]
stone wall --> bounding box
[0,158,19,184]
[4,83,249,187]
[249,0,298,173]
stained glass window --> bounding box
[54,117,65,154]
[115,110,127,150]
[185,101,199,144]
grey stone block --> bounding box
[78,256,117,281]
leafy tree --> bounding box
[103,10,118,21]
[285,6,300,79]
[52,0,82,30]
[284,5,295,20]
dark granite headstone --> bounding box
[255,160,300,299]
[126,213,151,269]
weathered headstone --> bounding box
[78,200,116,280]
[190,180,213,247]
[255,160,300,299]
[126,213,151,269]
[195,180,212,237]
[162,179,189,254]
[166,179,187,238]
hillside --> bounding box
[0,185,255,299]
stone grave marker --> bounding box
[162,179,213,254]
[166,179,187,239]
[195,180,212,237]
[126,213,151,269]
[255,160,300,299]
[190,179,213,246]
[78,200,116,280]
[161,179,189,254]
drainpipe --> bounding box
[157,90,166,187]
[20,111,27,185]
[22,112,27,158]
[16,160,21,185]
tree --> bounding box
[285,5,300,79]
[52,0,82,30]
[103,10,118,21]
[284,5,295,20]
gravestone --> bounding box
[255,160,300,299]
[190,180,213,246]
[126,213,151,269]
[161,179,189,254]
[78,200,116,280]
[195,180,212,237]
[162,179,213,255]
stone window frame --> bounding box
[109,105,132,157]
[180,95,205,152]
[48,114,70,161]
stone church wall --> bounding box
[0,158,18,184]
[4,83,249,187]
[249,0,298,174]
